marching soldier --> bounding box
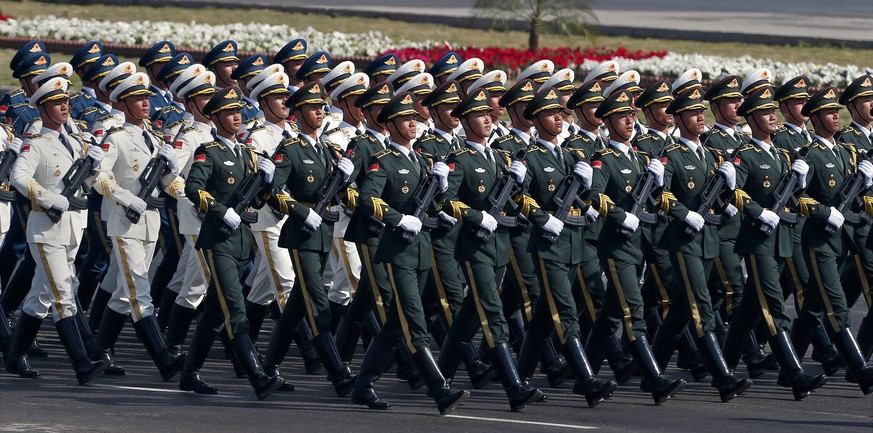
[362,53,399,85]
[68,40,103,121]
[5,76,108,383]
[89,72,187,381]
[179,85,285,399]
[790,87,873,394]
[396,72,435,138]
[467,70,508,142]
[0,126,16,362]
[720,87,829,400]
[296,51,332,85]
[272,38,307,91]
[231,54,269,122]
[139,40,177,128]
[262,82,357,396]
[445,58,483,97]
[645,87,752,402]
[350,91,472,414]
[428,51,461,87]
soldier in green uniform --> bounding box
[432,89,544,411]
[632,80,708,381]
[719,87,829,400]
[773,76,813,153]
[791,87,873,395]
[262,82,357,396]
[415,80,495,388]
[350,92,470,414]
[179,86,284,400]
[834,75,873,371]
[647,87,753,402]
[511,87,618,407]
[578,88,688,404]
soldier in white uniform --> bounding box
[5,77,108,384]
[0,127,20,363]
[90,72,187,381]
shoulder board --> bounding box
[493,148,511,156]
[203,141,225,150]
[664,143,684,153]
[181,125,196,134]
[636,133,654,141]
[104,126,125,137]
[417,133,436,143]
[282,136,303,147]
[82,106,99,115]
[494,134,516,145]
[452,147,474,156]
[569,133,589,142]
[373,149,394,159]
[165,119,186,130]
[528,144,547,153]
[250,123,267,132]
[810,141,827,150]
[777,124,788,131]
[8,88,23,97]
[738,143,757,152]
[843,126,860,136]
[25,133,44,140]
[323,126,342,136]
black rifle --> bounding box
[45,136,98,223]
[217,149,273,235]
[543,153,596,243]
[826,153,873,235]
[760,146,810,237]
[682,146,742,237]
[125,130,182,223]
[0,145,17,202]
[619,145,668,238]
[301,140,355,234]
[475,160,529,242]
[398,154,453,244]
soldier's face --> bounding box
[715,97,742,124]
[263,93,290,120]
[187,94,212,119]
[462,111,491,141]
[304,72,327,84]
[575,102,603,128]
[488,92,505,121]
[124,94,151,120]
[850,95,873,123]
[646,102,674,127]
[39,97,70,125]
[510,103,533,129]
[389,114,418,142]
[606,111,636,142]
[780,99,808,124]
[679,109,706,136]
[19,78,38,97]
[341,96,365,123]
[213,61,238,87]
[814,108,841,134]
[283,59,305,83]
[299,103,325,129]
[750,108,778,134]
[413,99,430,120]
[535,108,565,138]
[434,103,460,130]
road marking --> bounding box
[445,415,597,430]
[91,384,238,398]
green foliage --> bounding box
[473,0,598,51]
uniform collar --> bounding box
[679,136,702,153]
[714,122,737,138]
[215,134,238,151]
[538,138,560,157]
[783,121,806,134]
[40,127,60,139]
[851,120,871,138]
[466,140,489,154]
[339,120,362,134]
[648,128,668,141]
[433,127,454,142]
[751,137,774,155]
[192,120,213,132]
[814,134,836,150]
[366,128,387,146]
[577,127,599,142]
[608,139,631,157]
[510,127,531,144]
[390,142,412,157]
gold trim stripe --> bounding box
[465,261,495,349]
[206,250,235,339]
[386,263,417,354]
[292,249,320,337]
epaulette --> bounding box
[635,133,654,141]
[664,143,683,153]
[25,133,44,140]
[451,147,474,156]
[777,124,788,131]
[527,145,547,153]
[180,125,196,134]
[323,126,342,136]
[203,141,225,150]
[843,125,860,136]
[599,147,622,158]
[249,123,268,133]
[570,133,590,143]
[373,148,394,159]
[494,133,518,145]
[281,136,302,147]
[739,143,758,152]
[810,141,827,150]
[165,118,186,131]
[7,88,23,97]
[82,106,99,116]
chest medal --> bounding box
[688,180,695,190]
[478,184,486,193]
[228,177,235,185]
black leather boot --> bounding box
[262,310,297,377]
[490,342,544,411]
[847,314,873,383]
[73,308,97,356]
[464,343,495,389]
[564,338,617,408]
[88,288,113,332]
[395,345,423,390]
[350,335,395,410]
[230,334,284,400]
[334,314,364,364]
[1,305,14,362]
[164,304,196,356]
[297,320,323,374]
[698,332,752,402]
[313,331,357,397]
[415,346,470,415]
[92,308,128,376]
[133,315,186,381]
[540,337,570,387]
[810,324,842,375]
[742,331,777,378]
[5,313,42,378]
[650,327,677,373]
[676,326,708,381]
[630,336,686,405]
[606,335,637,385]
[218,328,246,378]
[56,316,108,385]
[156,288,178,331]
[245,301,271,343]
[179,327,218,394]
[832,328,873,395]
[770,331,827,400]
[329,300,348,333]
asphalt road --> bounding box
[1,302,871,433]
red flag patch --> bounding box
[660,157,667,164]
[273,154,283,163]
[368,163,379,172]
[194,154,206,163]
[20,144,30,152]
[448,163,455,171]
[592,160,602,168]
[94,129,104,137]
[733,157,741,165]
[175,140,183,149]
[101,142,110,151]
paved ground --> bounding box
[165,0,873,45]
[1,299,871,433]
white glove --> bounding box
[685,211,705,231]
[723,203,738,217]
[304,207,323,231]
[621,212,640,233]
[508,160,527,183]
[718,161,736,190]
[758,209,780,228]
[585,205,599,223]
[398,214,423,235]
[432,161,450,192]
[543,214,564,236]
[223,207,241,231]
[438,210,457,225]
[87,144,104,169]
[859,160,873,188]
[479,211,498,233]
[51,194,69,211]
[258,157,275,183]
[127,196,147,215]
[336,157,354,182]
[827,206,844,229]
[7,137,22,154]
[792,159,809,188]
[574,161,594,189]
[647,159,665,187]
[159,143,179,174]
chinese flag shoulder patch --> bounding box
[273,154,283,163]
[368,163,379,172]
[448,163,455,171]
[592,160,602,168]
[194,154,206,163]
[20,144,30,152]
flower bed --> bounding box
[0,15,436,57]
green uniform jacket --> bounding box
[564,132,605,242]
[797,139,858,254]
[416,132,461,246]
[359,147,436,268]
[585,144,651,264]
[444,145,513,267]
[730,141,795,257]
[520,141,586,263]
[185,139,260,258]
[700,125,746,240]
[656,142,724,258]
[632,132,672,245]
[346,132,388,245]
[835,125,873,222]
[268,135,342,252]
[772,124,810,153]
